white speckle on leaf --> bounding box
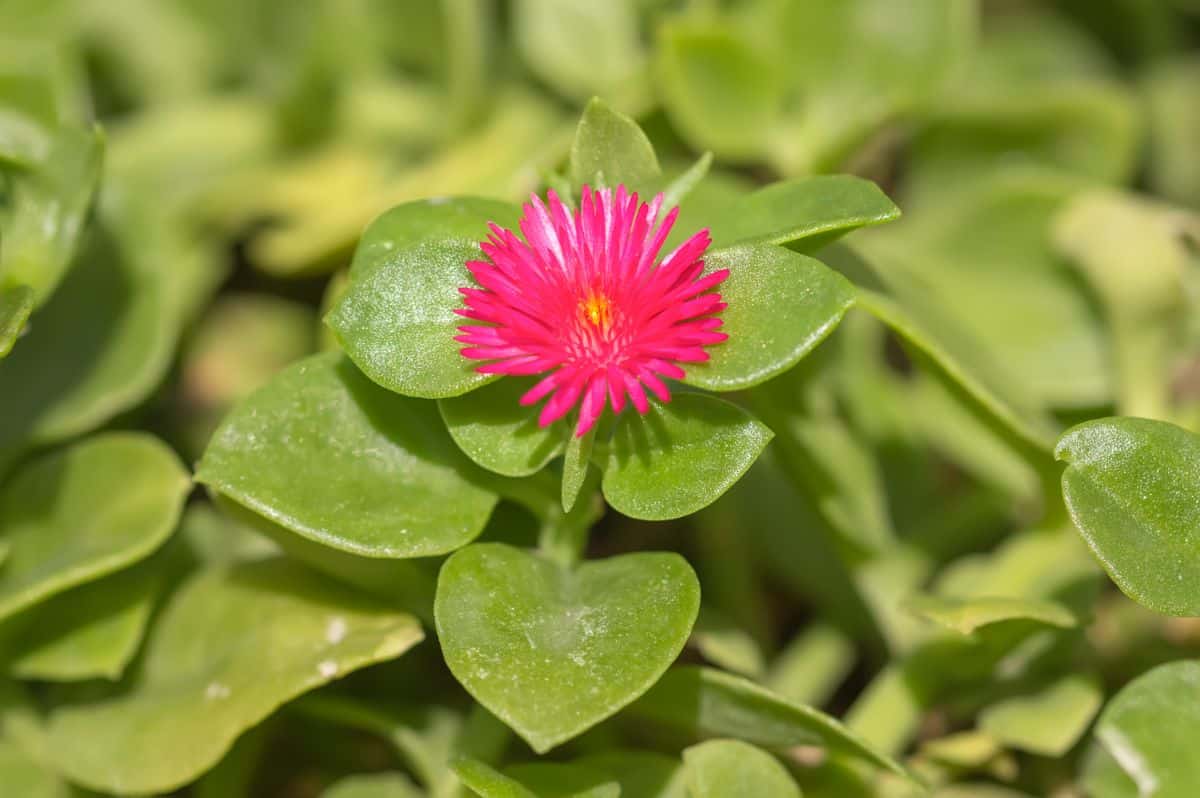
[318,660,339,678]
[205,682,231,701]
[326,617,347,644]
[428,196,450,205]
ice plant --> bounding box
[456,185,730,437]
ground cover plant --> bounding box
[2,0,1200,796]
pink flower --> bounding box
[456,186,729,438]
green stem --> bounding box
[539,468,602,569]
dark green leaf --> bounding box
[602,393,773,520]
[683,245,856,392]
[439,378,568,478]
[1057,417,1200,615]
[707,175,900,251]
[197,352,499,558]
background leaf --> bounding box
[0,433,188,623]
[682,739,801,798]
[17,558,423,795]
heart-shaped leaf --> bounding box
[436,543,700,753]
[0,433,188,623]
[1056,417,1200,616]
[439,378,568,478]
[602,393,773,521]
[197,353,499,558]
[683,739,801,798]
[0,283,32,358]
[630,666,907,778]
[707,175,900,251]
[1085,661,1200,797]
[682,245,856,392]
[568,97,660,194]
[20,559,423,795]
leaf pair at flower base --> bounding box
[326,101,897,520]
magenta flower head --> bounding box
[455,186,730,438]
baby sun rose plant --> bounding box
[197,99,915,772]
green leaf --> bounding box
[655,22,782,161]
[453,757,539,798]
[1054,191,1194,419]
[759,0,973,173]
[439,378,568,478]
[505,763,621,798]
[1,554,168,681]
[903,595,1078,637]
[323,773,424,798]
[347,197,520,283]
[707,176,900,251]
[1057,417,1200,615]
[560,423,595,514]
[331,235,491,398]
[568,97,660,194]
[682,246,855,392]
[1144,57,1200,208]
[860,171,1111,410]
[198,352,499,558]
[514,2,645,107]
[979,673,1103,757]
[22,559,423,795]
[691,611,766,679]
[683,739,801,798]
[631,666,907,778]
[436,543,700,753]
[1087,661,1200,798]
[602,393,773,521]
[573,751,688,798]
[0,282,32,358]
[0,124,103,305]
[0,433,188,623]
[0,740,64,798]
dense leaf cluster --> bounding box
[2,1,1200,797]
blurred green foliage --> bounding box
[1,1,1200,797]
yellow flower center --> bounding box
[579,293,613,331]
